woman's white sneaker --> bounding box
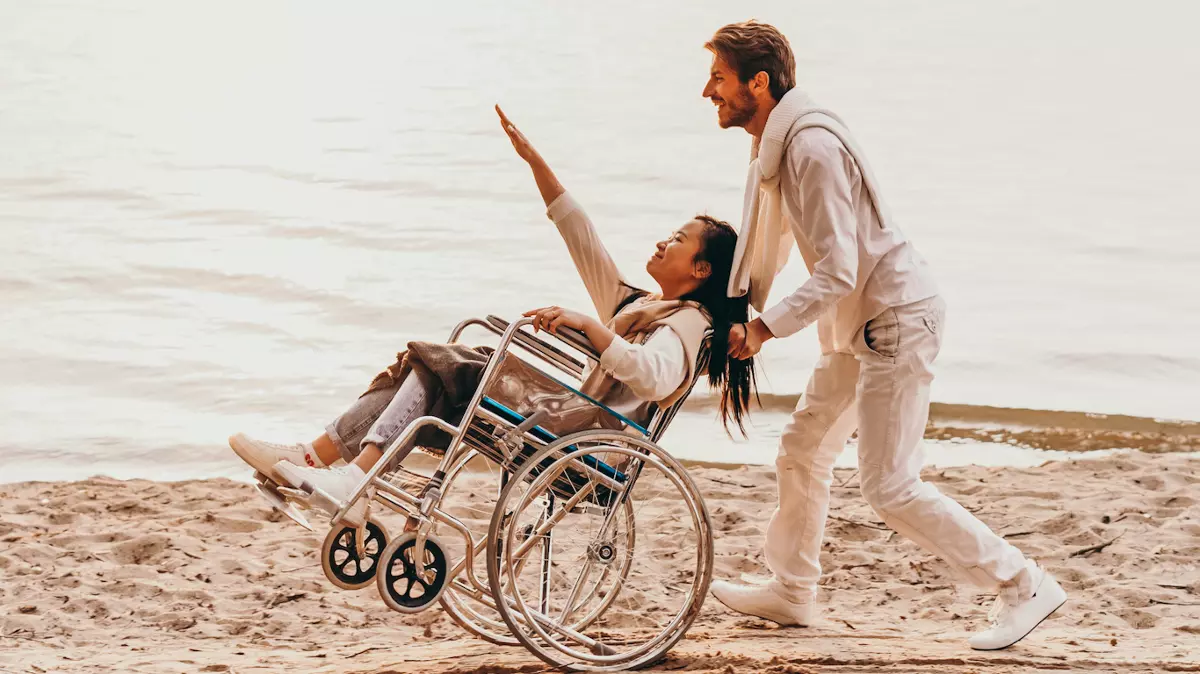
[968,568,1066,650]
[274,462,368,525]
[228,433,314,480]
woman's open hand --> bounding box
[496,104,565,206]
[523,305,591,334]
[496,105,541,164]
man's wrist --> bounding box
[749,317,774,342]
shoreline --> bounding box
[2,403,1197,486]
[682,399,1200,456]
[684,396,1200,434]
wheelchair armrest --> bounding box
[486,315,600,364]
[554,326,601,359]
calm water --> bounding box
[2,1,1198,481]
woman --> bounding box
[229,106,756,517]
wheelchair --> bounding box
[253,314,714,671]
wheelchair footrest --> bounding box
[253,480,314,531]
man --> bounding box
[701,21,1065,650]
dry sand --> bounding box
[2,450,1199,674]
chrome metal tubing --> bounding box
[331,414,461,527]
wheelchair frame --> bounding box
[259,314,713,671]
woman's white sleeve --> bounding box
[597,327,688,402]
[546,192,631,323]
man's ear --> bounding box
[694,260,713,279]
[750,71,771,97]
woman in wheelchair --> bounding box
[228,106,757,517]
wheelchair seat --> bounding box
[479,397,628,505]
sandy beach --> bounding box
[3,446,1198,674]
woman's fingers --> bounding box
[496,105,522,141]
[524,306,561,332]
[496,104,514,128]
[497,106,521,146]
[496,104,513,133]
[523,307,543,330]
[496,104,538,160]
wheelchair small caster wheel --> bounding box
[321,520,387,590]
[377,532,448,614]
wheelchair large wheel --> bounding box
[486,432,713,672]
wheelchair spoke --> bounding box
[557,556,595,624]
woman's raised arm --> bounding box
[497,105,633,322]
[497,105,565,207]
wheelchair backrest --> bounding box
[456,315,705,444]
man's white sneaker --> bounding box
[229,433,313,480]
[709,579,813,626]
[968,568,1066,650]
[274,462,369,524]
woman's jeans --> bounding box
[324,367,443,470]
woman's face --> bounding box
[645,219,710,292]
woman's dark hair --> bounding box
[615,215,758,435]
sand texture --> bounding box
[2,451,1199,673]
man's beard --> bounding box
[720,86,758,128]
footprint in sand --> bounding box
[109,533,171,565]
[1113,607,1161,629]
